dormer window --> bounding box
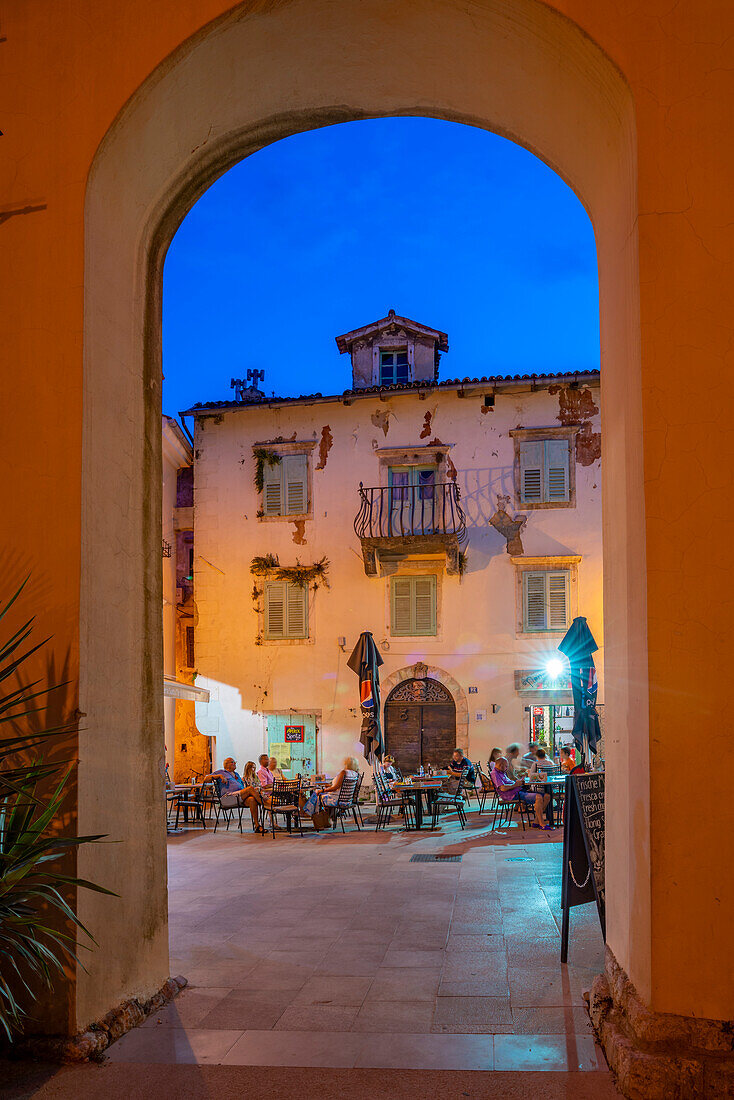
[380,350,409,386]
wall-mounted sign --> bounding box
[468,686,478,694]
[284,724,305,743]
[475,710,487,721]
[515,669,572,693]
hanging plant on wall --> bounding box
[250,553,280,576]
[250,555,330,590]
[252,448,281,493]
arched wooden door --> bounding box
[384,678,456,774]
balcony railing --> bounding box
[354,482,467,543]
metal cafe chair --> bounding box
[351,771,365,827]
[265,778,303,838]
[477,769,499,815]
[430,769,468,830]
[174,783,208,830]
[210,776,245,834]
[326,774,359,832]
[374,770,414,831]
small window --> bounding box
[523,571,569,632]
[519,439,570,504]
[261,453,309,516]
[185,626,195,668]
[390,575,437,636]
[265,581,308,639]
[380,350,409,386]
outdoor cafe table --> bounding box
[392,776,449,830]
[526,773,567,827]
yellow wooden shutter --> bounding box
[262,458,282,516]
[413,576,437,635]
[265,582,286,638]
[524,571,546,630]
[547,571,569,630]
[391,577,413,636]
[545,439,570,502]
[286,581,308,638]
[284,454,308,515]
[520,441,543,503]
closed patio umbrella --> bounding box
[347,631,384,761]
[558,616,601,763]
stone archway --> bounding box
[77,0,645,1033]
[381,662,470,750]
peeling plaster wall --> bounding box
[192,385,603,779]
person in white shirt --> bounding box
[522,743,540,769]
[528,748,556,777]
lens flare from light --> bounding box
[545,658,564,681]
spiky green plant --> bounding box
[0,579,114,1041]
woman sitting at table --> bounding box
[300,756,360,826]
[204,757,264,833]
[488,746,503,771]
[560,745,575,773]
[379,754,399,784]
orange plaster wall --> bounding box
[2,0,733,1024]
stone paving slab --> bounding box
[31,813,610,1088]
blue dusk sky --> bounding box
[163,117,599,418]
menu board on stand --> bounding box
[561,771,605,962]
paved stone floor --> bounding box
[3,810,621,1097]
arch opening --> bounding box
[80,0,643,1030]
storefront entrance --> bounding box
[384,678,456,773]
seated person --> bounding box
[205,756,263,833]
[488,747,503,771]
[560,745,575,773]
[491,756,552,830]
[300,757,360,827]
[505,743,527,780]
[446,748,476,793]
[269,756,286,781]
[529,748,556,776]
[379,754,399,783]
[256,753,276,806]
[522,742,540,769]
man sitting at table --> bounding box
[528,748,556,776]
[491,756,552,830]
[204,757,263,833]
[505,743,527,780]
[446,748,476,793]
[257,753,276,803]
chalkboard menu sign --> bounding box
[561,772,605,962]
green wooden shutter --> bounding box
[520,441,544,503]
[265,582,286,638]
[523,571,547,630]
[413,576,437,635]
[391,576,436,636]
[391,577,413,636]
[262,457,283,516]
[284,454,308,515]
[547,571,569,630]
[545,439,570,502]
[285,581,308,638]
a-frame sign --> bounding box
[561,771,606,962]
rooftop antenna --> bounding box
[231,369,265,402]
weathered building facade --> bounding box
[162,416,211,782]
[187,313,603,777]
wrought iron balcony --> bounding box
[354,483,467,576]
